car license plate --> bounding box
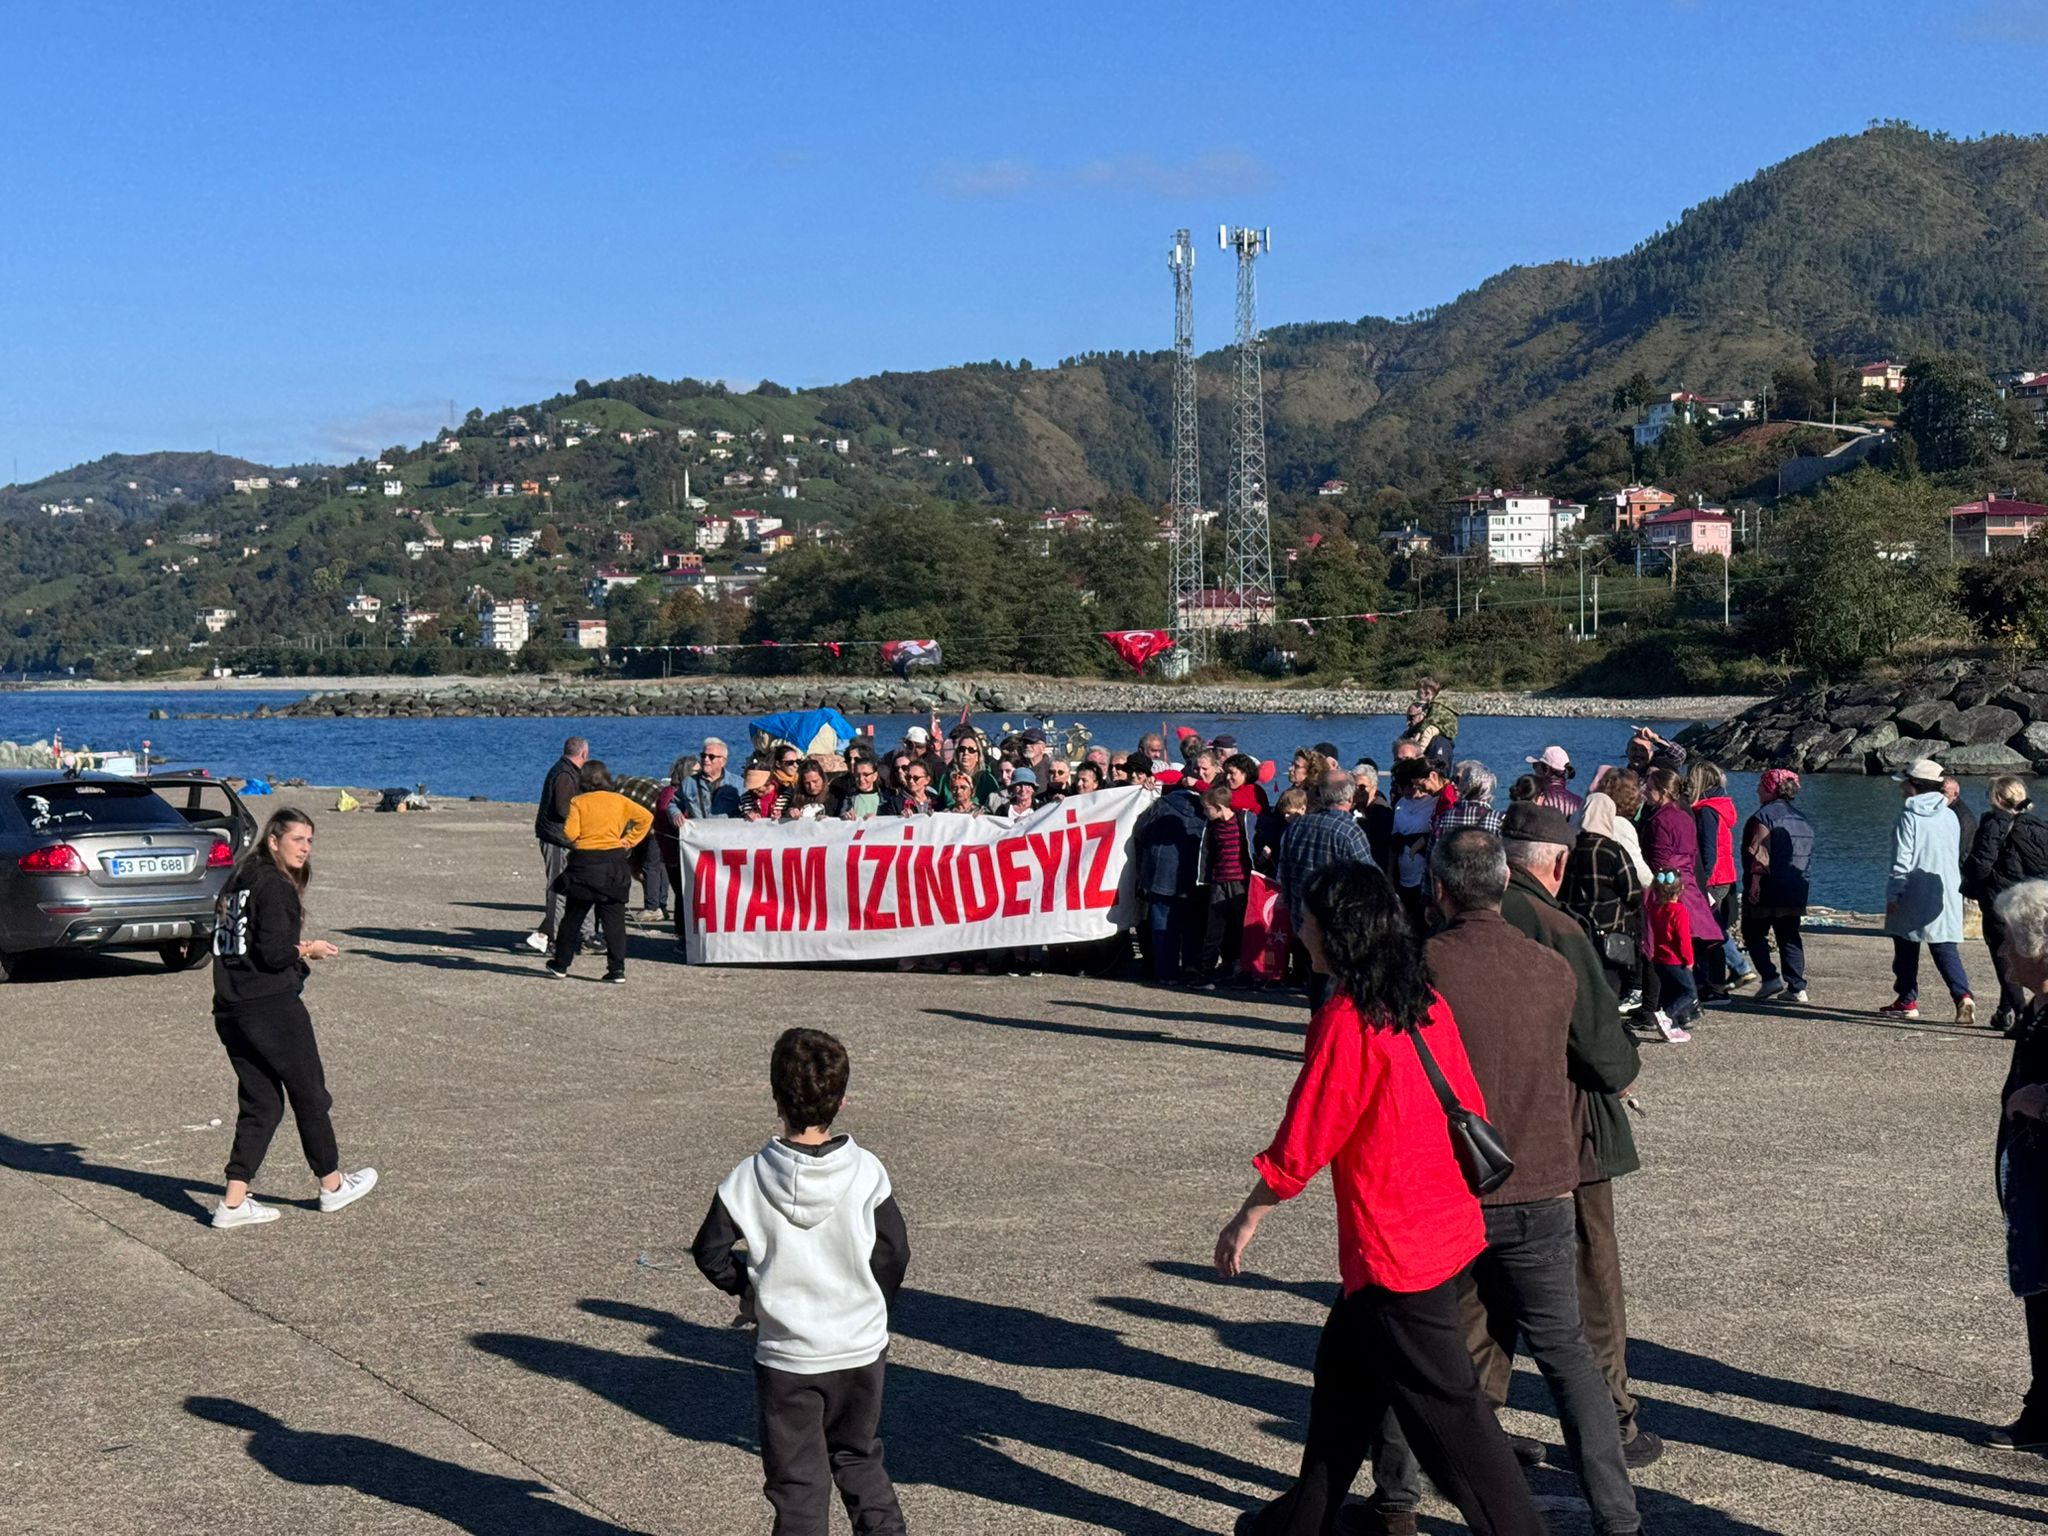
[107,854,191,878]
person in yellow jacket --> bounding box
[546,760,653,983]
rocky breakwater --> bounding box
[199,676,1764,724]
[0,740,61,769]
[1680,660,2048,776]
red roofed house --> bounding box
[1949,496,2048,559]
[1642,506,1733,558]
[1317,479,1349,497]
[1603,484,1678,531]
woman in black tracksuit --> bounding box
[210,807,377,1229]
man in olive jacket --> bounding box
[1499,801,1660,1468]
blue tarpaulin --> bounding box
[748,708,855,756]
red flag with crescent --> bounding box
[1101,629,1175,673]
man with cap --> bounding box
[1526,746,1584,820]
[1019,727,1052,783]
[1882,757,1976,1024]
[902,724,933,762]
[1497,800,1660,1469]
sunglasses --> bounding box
[778,758,799,768]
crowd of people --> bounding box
[348,689,2044,1531]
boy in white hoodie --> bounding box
[692,1028,910,1535]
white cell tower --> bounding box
[1167,229,1206,664]
[1221,224,1274,626]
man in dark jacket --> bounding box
[1372,828,1641,1536]
[1278,771,1377,1007]
[525,737,594,954]
[1135,775,1207,983]
[1498,800,1659,1469]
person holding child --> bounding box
[693,1028,911,1536]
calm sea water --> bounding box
[0,688,1967,913]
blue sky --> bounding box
[8,1,2048,482]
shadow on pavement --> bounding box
[184,1397,649,1534]
[474,1298,1273,1534]
[1053,997,1309,1037]
[0,1129,217,1222]
[343,923,679,979]
[921,1007,1302,1064]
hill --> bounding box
[0,451,285,521]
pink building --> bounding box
[1949,496,2048,559]
[1642,507,1733,556]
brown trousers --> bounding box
[1464,1178,1640,1440]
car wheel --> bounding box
[159,938,212,971]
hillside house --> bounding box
[345,483,367,495]
[438,437,462,454]
[403,541,427,561]
[503,534,537,560]
[661,569,722,597]
[196,607,237,634]
[478,599,540,653]
[1036,508,1096,533]
[1854,360,1908,394]
[280,476,301,489]
[383,480,404,497]
[230,476,271,493]
[374,461,394,474]
[586,569,641,606]
[1633,392,1754,447]
[711,430,735,444]
[723,472,754,488]
[1602,484,1680,531]
[611,530,636,554]
[1379,526,1435,557]
[695,516,733,550]
[1949,496,2048,558]
[1642,507,1733,557]
[346,593,383,622]
[1179,587,1278,633]
[564,435,582,447]
[564,618,609,649]
[678,428,698,441]
[396,608,438,644]
[1449,490,1586,564]
[780,433,796,445]
[659,550,703,572]
[1317,479,1349,497]
[833,438,850,454]
[778,484,798,499]
[520,480,542,495]
[504,416,530,433]
[707,447,732,462]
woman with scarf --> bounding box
[741,744,800,821]
[546,760,652,983]
[1641,766,1723,1012]
[779,758,830,822]
[1741,768,1817,1004]
[1565,790,1646,1003]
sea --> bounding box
[0,689,1960,915]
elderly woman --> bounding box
[1566,791,1645,1003]
[1970,778,2048,1035]
[1437,760,1504,836]
[1741,768,1816,1004]
[1990,880,2048,1452]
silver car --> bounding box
[0,771,257,980]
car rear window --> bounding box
[17,782,188,833]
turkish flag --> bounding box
[882,639,943,678]
[1101,629,1175,673]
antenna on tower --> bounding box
[1167,229,1206,666]
[1221,225,1274,630]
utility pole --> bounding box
[1221,225,1275,628]
[1722,550,1730,625]
[1578,545,1586,637]
[1593,573,1601,633]
[1167,229,1206,664]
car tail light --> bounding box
[206,838,236,868]
[19,843,86,874]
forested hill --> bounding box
[0,452,281,519]
[814,125,2048,503]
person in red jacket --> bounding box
[1214,861,1545,1536]
[1646,870,1697,1042]
[1688,759,1758,998]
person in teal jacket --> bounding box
[1882,757,1976,1024]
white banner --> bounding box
[677,786,1149,963]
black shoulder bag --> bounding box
[1408,1024,1516,1196]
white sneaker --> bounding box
[1619,990,1644,1013]
[319,1168,379,1213]
[1957,995,1977,1028]
[522,931,549,953]
[212,1195,280,1229]
[1788,989,1809,1003]
[1655,1013,1692,1044]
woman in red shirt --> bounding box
[1215,862,1545,1536]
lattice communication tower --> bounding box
[1221,225,1274,626]
[1167,229,1206,664]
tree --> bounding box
[1770,360,1819,422]
[1609,371,1652,415]
[1897,353,2000,473]
[1765,471,1960,675]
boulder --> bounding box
[1847,721,1900,755]
[2019,722,2048,760]
[1947,704,2024,746]
[1953,680,1996,710]
[1826,703,1894,730]
[1942,743,2033,774]
[1785,720,1833,754]
[1873,736,1945,772]
[1803,728,1862,771]
[1996,688,2048,722]
[1894,698,1961,737]
[1750,729,1791,758]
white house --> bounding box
[564,617,609,649]
[722,471,754,488]
[710,429,735,444]
[586,568,641,606]
[833,438,850,454]
[382,480,404,497]
[695,516,732,551]
[1450,490,1586,565]
[346,593,383,621]
[503,533,537,559]
[196,607,237,634]
[477,599,541,653]
[438,437,461,455]
[1317,479,1349,497]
